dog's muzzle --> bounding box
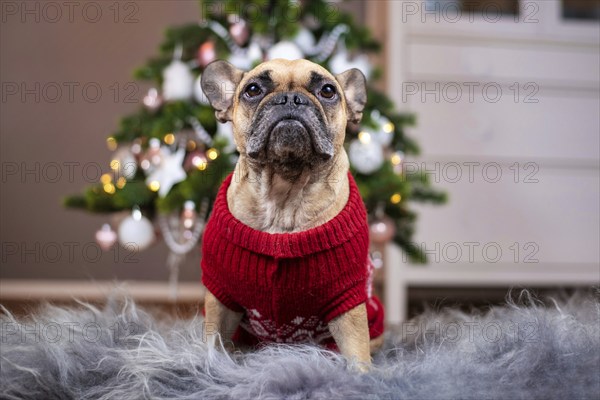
[247,92,334,162]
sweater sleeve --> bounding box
[320,264,369,323]
[201,261,245,313]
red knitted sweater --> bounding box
[201,172,384,346]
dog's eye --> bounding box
[319,84,336,99]
[244,83,262,98]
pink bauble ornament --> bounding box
[370,216,396,244]
[197,41,217,68]
[95,224,117,251]
[229,17,250,46]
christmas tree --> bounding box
[64,0,446,289]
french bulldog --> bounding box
[200,58,383,369]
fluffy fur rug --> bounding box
[1,290,598,400]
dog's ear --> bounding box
[335,68,367,124]
[201,60,245,122]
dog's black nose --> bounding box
[272,92,309,107]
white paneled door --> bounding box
[386,0,600,323]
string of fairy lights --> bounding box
[85,17,410,298]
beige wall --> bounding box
[0,1,367,282]
[1,2,212,282]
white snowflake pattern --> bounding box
[240,310,332,344]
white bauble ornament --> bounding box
[216,121,237,153]
[162,60,194,101]
[118,208,155,251]
[267,41,303,61]
[351,55,372,78]
[228,53,252,70]
[95,224,117,251]
[373,128,393,147]
[293,27,316,54]
[228,40,263,70]
[372,113,395,147]
[247,41,264,64]
[193,75,210,105]
[348,138,384,174]
[329,50,372,78]
[110,148,137,179]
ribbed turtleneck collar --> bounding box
[206,172,368,259]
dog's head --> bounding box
[201,59,366,176]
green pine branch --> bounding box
[64,0,447,264]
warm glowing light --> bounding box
[100,173,112,184]
[391,152,403,166]
[103,183,116,194]
[382,122,395,133]
[207,148,218,160]
[358,131,371,144]
[116,177,127,189]
[193,155,208,170]
[110,159,120,171]
[106,137,117,151]
[148,180,160,192]
[187,140,197,151]
[390,193,402,204]
[164,133,175,145]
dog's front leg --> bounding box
[204,291,243,350]
[328,303,371,371]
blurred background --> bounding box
[1,0,598,320]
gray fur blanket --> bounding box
[1,290,599,400]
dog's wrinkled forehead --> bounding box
[201,58,366,125]
[237,59,337,96]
